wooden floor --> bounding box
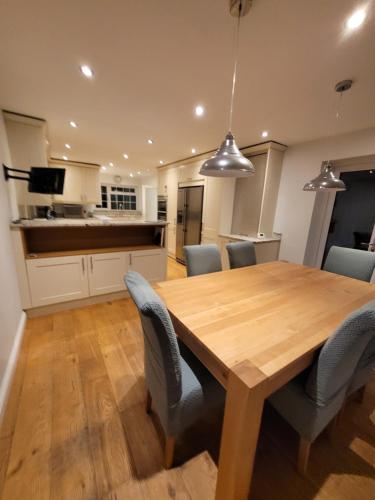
[1,257,375,499]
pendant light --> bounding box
[303,161,346,191]
[303,80,352,192]
[200,0,255,178]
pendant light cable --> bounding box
[228,2,242,133]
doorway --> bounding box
[322,169,375,265]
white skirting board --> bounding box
[0,311,26,422]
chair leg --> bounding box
[297,437,311,475]
[145,389,152,414]
[164,436,176,469]
[326,414,339,442]
[355,386,366,404]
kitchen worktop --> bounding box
[219,233,281,243]
[11,218,168,228]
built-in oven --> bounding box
[157,196,167,221]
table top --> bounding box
[157,262,375,389]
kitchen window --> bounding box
[96,184,137,210]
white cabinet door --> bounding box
[88,252,128,296]
[130,249,167,282]
[27,255,89,307]
[53,165,83,204]
[53,165,100,204]
[82,167,101,204]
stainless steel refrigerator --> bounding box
[175,186,204,264]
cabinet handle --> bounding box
[90,256,93,272]
[82,257,85,274]
[129,253,132,266]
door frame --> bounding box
[303,154,375,268]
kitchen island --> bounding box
[11,219,168,314]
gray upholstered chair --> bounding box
[347,331,375,401]
[124,270,224,468]
[323,245,375,282]
[226,241,256,269]
[268,300,375,474]
[183,244,222,277]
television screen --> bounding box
[28,167,65,194]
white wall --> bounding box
[0,113,24,417]
[274,127,375,264]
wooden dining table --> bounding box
[156,261,375,499]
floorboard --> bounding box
[0,257,374,499]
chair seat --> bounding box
[168,341,225,436]
[268,373,345,442]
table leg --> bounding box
[215,361,268,500]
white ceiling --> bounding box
[1,0,375,176]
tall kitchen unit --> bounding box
[175,186,204,264]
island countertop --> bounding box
[10,218,168,229]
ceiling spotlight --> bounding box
[159,160,164,165]
[261,131,268,138]
[137,171,141,175]
[80,64,94,79]
[62,155,68,161]
[130,173,134,177]
[147,139,154,144]
[123,153,129,159]
[109,162,114,167]
[101,165,107,171]
[195,105,205,117]
[346,8,366,30]
[191,148,197,154]
[69,121,78,128]
[65,143,71,149]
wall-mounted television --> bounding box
[28,167,65,194]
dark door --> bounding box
[323,169,375,265]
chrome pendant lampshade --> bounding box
[200,0,255,178]
[303,161,346,192]
[200,132,255,177]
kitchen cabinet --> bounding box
[27,255,89,307]
[166,168,178,256]
[51,161,101,204]
[4,111,51,215]
[25,247,167,308]
[129,248,166,282]
[88,252,128,296]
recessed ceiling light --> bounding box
[62,155,68,161]
[123,153,129,159]
[80,64,94,79]
[195,105,205,117]
[159,160,164,165]
[101,165,107,171]
[147,139,154,144]
[69,121,78,128]
[45,139,49,145]
[346,8,366,30]
[130,173,134,177]
[370,170,374,174]
[109,162,114,167]
[191,148,197,154]
[65,143,71,149]
[261,131,269,138]
[137,171,141,175]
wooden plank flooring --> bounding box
[0,257,375,499]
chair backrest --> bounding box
[183,244,222,277]
[125,271,182,406]
[323,245,375,282]
[305,300,375,406]
[226,241,256,269]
